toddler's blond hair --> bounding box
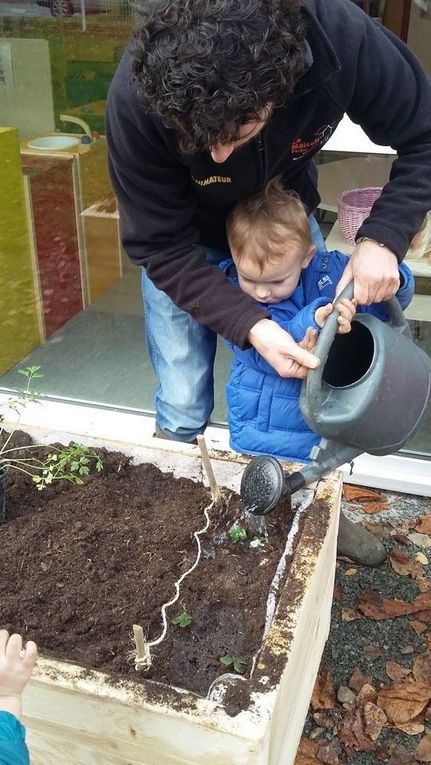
[226,177,313,273]
[407,210,431,262]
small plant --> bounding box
[0,366,103,495]
[171,612,192,629]
[219,655,247,674]
[228,522,247,543]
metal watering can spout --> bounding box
[240,281,431,515]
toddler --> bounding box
[220,177,414,461]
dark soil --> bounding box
[0,432,293,697]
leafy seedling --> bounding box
[219,655,247,674]
[171,612,192,629]
[228,522,247,543]
[0,367,103,494]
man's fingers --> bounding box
[277,346,319,378]
[335,263,353,299]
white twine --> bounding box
[134,499,214,670]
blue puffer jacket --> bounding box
[0,713,29,765]
[220,250,414,461]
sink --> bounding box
[27,136,81,151]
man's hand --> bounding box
[248,319,320,378]
[336,239,400,304]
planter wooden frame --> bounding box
[9,426,341,765]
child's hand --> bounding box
[315,299,357,334]
[0,630,37,720]
[315,303,333,328]
[299,326,318,353]
[334,297,357,334]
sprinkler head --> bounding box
[240,456,288,515]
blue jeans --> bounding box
[142,214,327,442]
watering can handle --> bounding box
[305,280,409,403]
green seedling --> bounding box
[219,655,247,674]
[228,522,247,543]
[0,366,103,493]
[171,612,192,628]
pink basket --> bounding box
[337,187,383,245]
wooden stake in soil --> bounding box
[196,435,222,504]
[132,624,150,671]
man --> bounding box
[106,0,431,565]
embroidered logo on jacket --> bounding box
[193,175,232,186]
[317,275,333,291]
[291,123,337,161]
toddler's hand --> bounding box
[334,297,357,334]
[315,303,333,328]
[0,630,37,720]
[299,326,318,353]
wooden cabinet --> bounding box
[22,155,84,338]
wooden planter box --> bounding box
[14,428,341,765]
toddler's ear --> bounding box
[302,245,316,268]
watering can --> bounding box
[240,282,431,515]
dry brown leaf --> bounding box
[343,485,385,503]
[361,500,390,515]
[376,681,431,725]
[363,701,387,741]
[392,534,411,546]
[417,578,431,593]
[416,610,431,622]
[416,552,429,565]
[313,712,335,730]
[415,735,431,762]
[294,737,320,765]
[357,683,377,706]
[390,549,424,579]
[386,661,412,684]
[333,583,343,601]
[395,721,425,735]
[339,707,375,754]
[349,667,372,693]
[311,669,336,710]
[413,653,431,685]
[363,520,391,538]
[416,516,431,535]
[315,741,341,765]
[345,568,357,576]
[411,620,428,635]
[358,591,431,620]
[341,608,361,622]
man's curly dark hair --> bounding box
[130,0,307,154]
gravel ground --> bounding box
[298,487,431,765]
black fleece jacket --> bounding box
[106,0,431,349]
